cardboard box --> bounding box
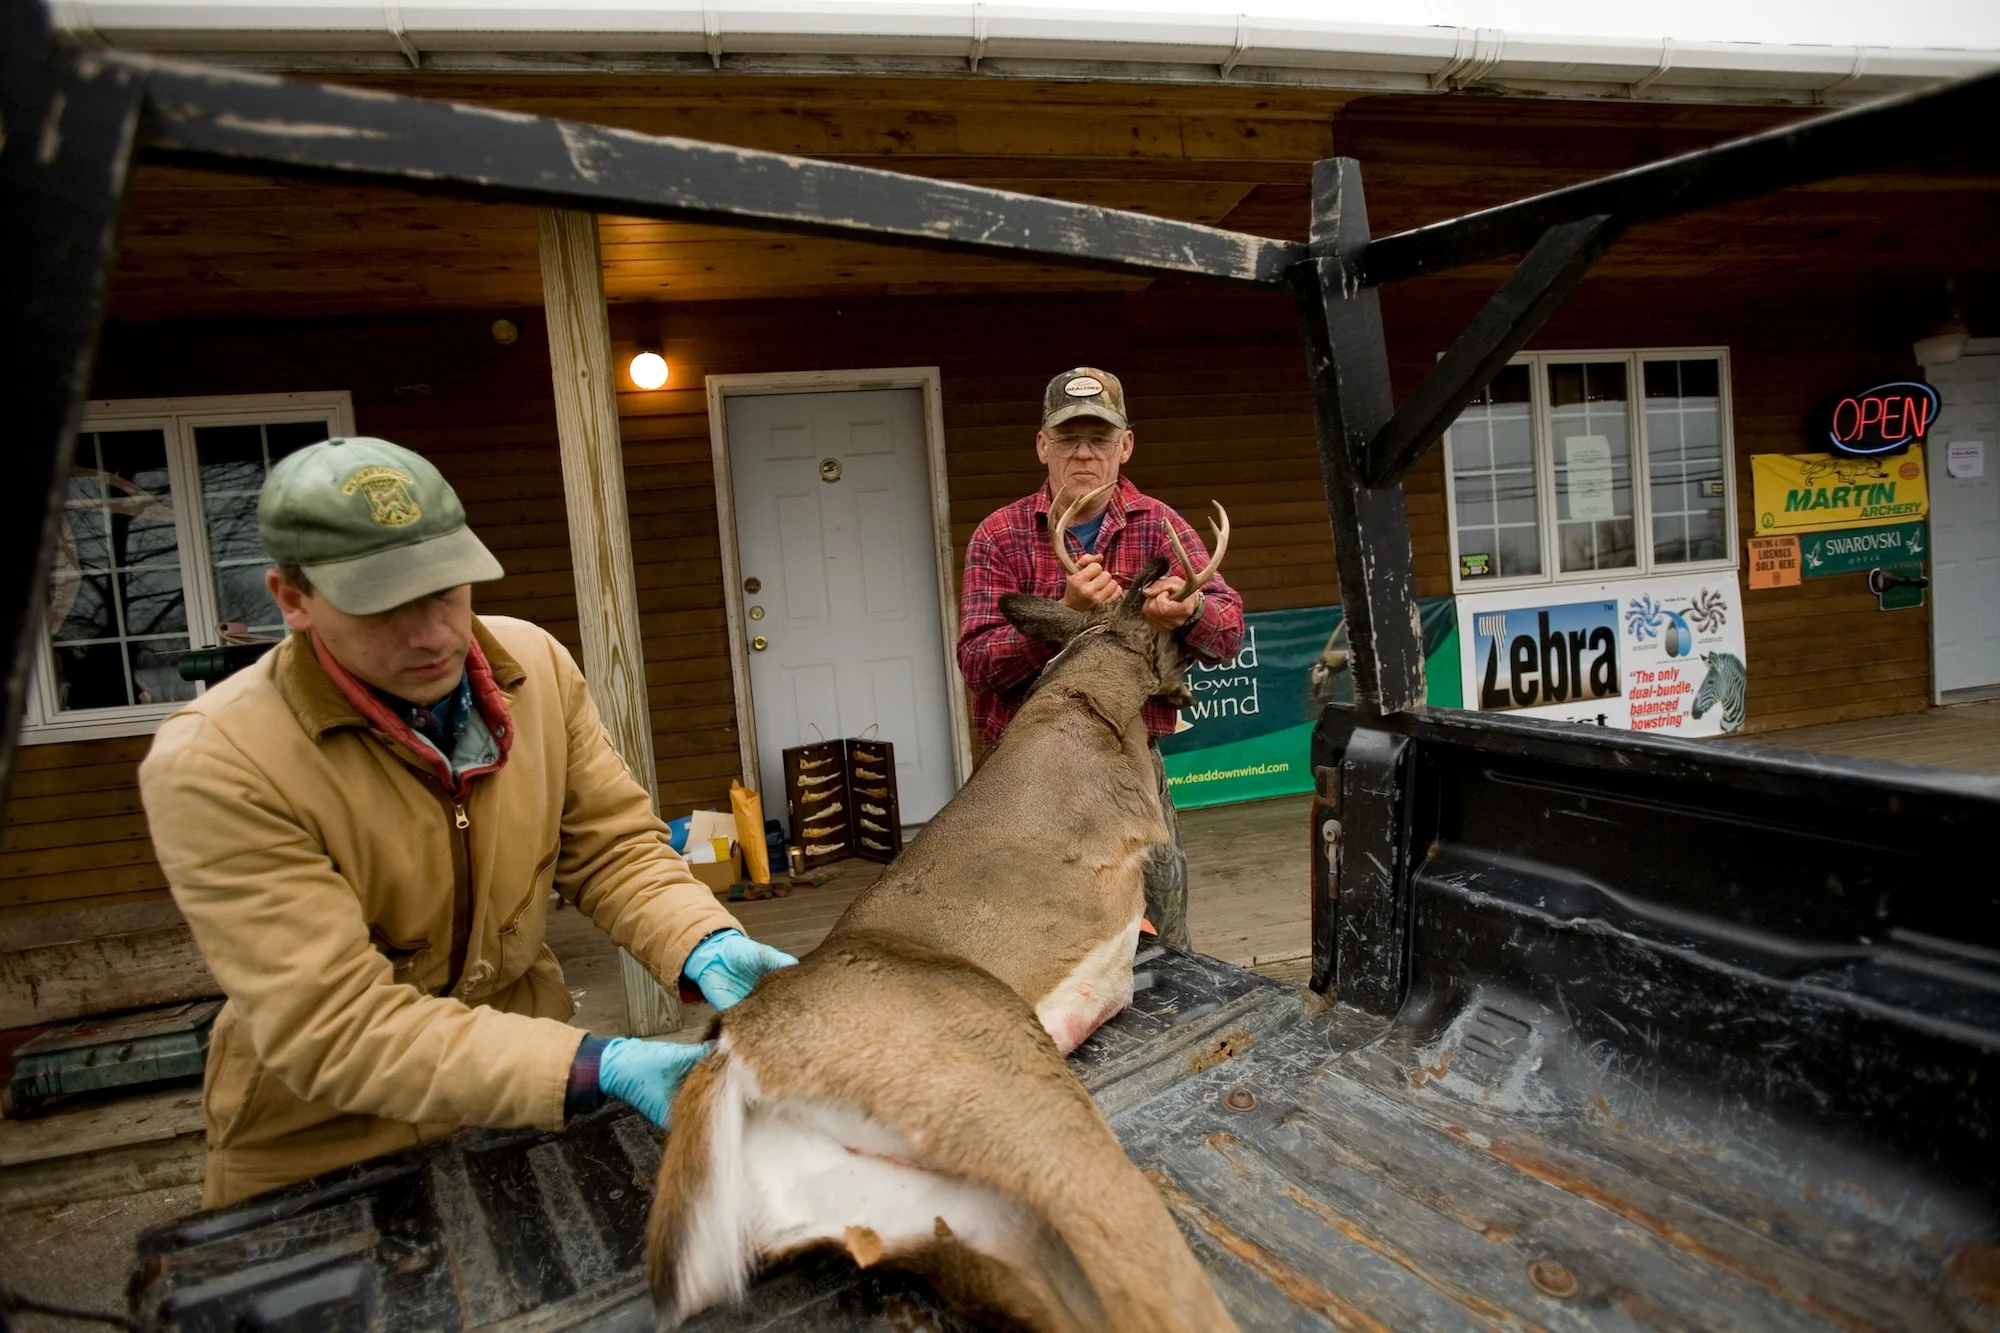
[688,844,743,896]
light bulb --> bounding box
[630,351,669,390]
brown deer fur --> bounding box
[646,505,1240,1332]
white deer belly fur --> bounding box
[670,1042,1042,1324]
[1034,913,1142,1056]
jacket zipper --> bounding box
[432,785,474,990]
[500,845,562,937]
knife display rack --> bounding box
[781,738,903,870]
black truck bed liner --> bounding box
[130,924,1996,1330]
[130,712,2000,1331]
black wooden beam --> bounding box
[132,59,1304,288]
[0,29,144,802]
[1363,214,1622,487]
[1291,159,1426,721]
[1291,157,1426,1015]
[1358,65,2000,286]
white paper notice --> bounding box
[1946,440,1985,479]
[1566,435,1615,521]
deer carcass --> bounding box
[646,487,1240,1332]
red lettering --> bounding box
[1907,394,1931,440]
[1858,396,1885,436]
[1833,398,1861,441]
[1879,396,1902,439]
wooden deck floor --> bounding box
[552,793,1313,1038]
[1743,700,2000,772]
[554,704,2000,1038]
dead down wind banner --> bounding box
[1157,599,1462,810]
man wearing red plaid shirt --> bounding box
[956,367,1245,949]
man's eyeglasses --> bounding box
[1047,435,1121,458]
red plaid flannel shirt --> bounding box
[957,477,1245,747]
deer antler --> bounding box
[1166,502,1230,603]
[1049,482,1116,576]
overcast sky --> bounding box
[986,0,2000,50]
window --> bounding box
[1445,350,1734,589]
[24,393,355,743]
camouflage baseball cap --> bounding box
[1041,367,1129,432]
[258,437,504,616]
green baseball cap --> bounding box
[258,437,504,616]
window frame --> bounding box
[1443,347,1737,594]
[22,390,356,745]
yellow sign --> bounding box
[1751,448,1928,536]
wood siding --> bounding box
[2,270,1940,923]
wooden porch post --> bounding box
[536,207,681,1037]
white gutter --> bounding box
[49,0,2000,104]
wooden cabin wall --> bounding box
[2,273,1937,923]
[1456,275,1939,734]
[1,313,577,923]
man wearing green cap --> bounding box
[140,437,795,1206]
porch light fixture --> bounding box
[1913,279,1969,367]
[629,342,670,390]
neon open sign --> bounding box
[1826,381,1939,456]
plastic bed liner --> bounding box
[130,912,1997,1330]
[127,945,1308,1332]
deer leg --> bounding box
[648,932,1239,1333]
[1139,749,1191,951]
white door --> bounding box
[1926,351,2000,701]
[725,387,959,825]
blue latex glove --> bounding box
[597,1037,711,1128]
[683,929,798,1010]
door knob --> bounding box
[751,636,769,652]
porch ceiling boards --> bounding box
[104,75,2000,322]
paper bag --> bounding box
[731,780,771,884]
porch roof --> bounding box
[52,0,2000,106]
[102,76,2000,324]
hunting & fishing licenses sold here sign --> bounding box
[1454,573,1748,736]
[1751,448,1929,536]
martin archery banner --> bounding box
[1157,599,1461,810]
[1751,448,1929,536]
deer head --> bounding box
[998,483,1230,720]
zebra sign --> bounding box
[1455,573,1748,736]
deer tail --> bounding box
[645,1036,754,1329]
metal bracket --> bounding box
[1332,728,1413,1018]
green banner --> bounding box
[1798,520,1929,578]
[1158,599,1461,810]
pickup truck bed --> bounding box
[130,713,2000,1331]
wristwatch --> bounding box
[1183,591,1206,628]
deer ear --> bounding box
[1000,593,1091,644]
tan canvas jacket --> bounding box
[139,615,741,1205]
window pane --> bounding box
[1646,358,1727,565]
[46,427,184,716]
[121,567,187,636]
[49,572,115,643]
[214,562,280,628]
[266,420,331,458]
[194,418,329,640]
[51,642,131,709]
[1449,363,1539,579]
[1549,361,1636,574]
[195,423,266,500]
[130,638,197,707]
